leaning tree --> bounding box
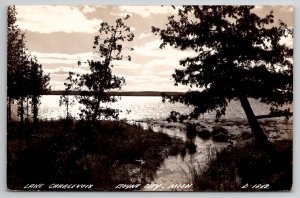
[152,6,293,154]
[76,15,134,123]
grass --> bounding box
[192,139,292,191]
[7,119,185,191]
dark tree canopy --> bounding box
[7,5,51,127]
[153,6,293,153]
[7,5,28,100]
[153,6,293,120]
[28,58,51,128]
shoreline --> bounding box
[7,119,185,191]
[7,116,293,191]
[140,117,293,191]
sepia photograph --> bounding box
[7,5,293,191]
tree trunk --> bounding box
[92,95,101,123]
[7,97,12,123]
[66,101,69,120]
[32,95,39,131]
[239,95,276,155]
[26,96,29,124]
[18,97,25,128]
[18,96,24,133]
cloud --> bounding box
[31,51,99,65]
[254,6,264,10]
[143,58,180,69]
[114,6,178,18]
[157,69,174,76]
[279,6,293,13]
[121,80,190,92]
[44,67,90,75]
[123,73,171,88]
[140,70,154,75]
[252,5,293,27]
[138,32,153,39]
[82,6,96,14]
[132,40,197,59]
[49,80,66,90]
[16,6,102,33]
[110,11,132,18]
[112,60,142,69]
[279,34,293,48]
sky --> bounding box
[15,5,293,91]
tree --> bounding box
[76,16,134,123]
[59,72,76,120]
[152,6,293,154]
[27,58,51,130]
[7,5,29,123]
[7,6,51,131]
[15,60,30,126]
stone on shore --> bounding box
[211,127,230,142]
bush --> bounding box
[192,139,292,191]
[211,127,230,142]
[7,120,185,190]
[197,129,211,139]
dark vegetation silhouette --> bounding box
[69,15,134,123]
[7,10,186,191]
[7,5,293,191]
[7,5,50,131]
[7,119,185,190]
[152,6,293,154]
[7,5,26,123]
[59,72,76,120]
[192,139,292,191]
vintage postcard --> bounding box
[7,5,293,191]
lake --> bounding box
[36,96,287,121]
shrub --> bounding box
[192,139,292,191]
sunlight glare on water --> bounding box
[35,96,287,121]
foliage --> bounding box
[153,6,293,149]
[27,58,50,128]
[59,72,76,119]
[7,120,185,190]
[7,5,51,128]
[7,5,28,122]
[153,5,292,119]
[74,16,134,122]
[192,139,292,191]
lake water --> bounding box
[33,96,286,121]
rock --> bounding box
[212,134,229,142]
[185,140,197,154]
[211,127,230,142]
[186,123,198,135]
[239,132,253,140]
[270,133,280,140]
[211,127,229,136]
[135,159,145,165]
[197,129,211,139]
[185,123,198,140]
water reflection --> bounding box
[12,96,280,121]
[137,121,230,191]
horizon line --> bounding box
[43,90,185,96]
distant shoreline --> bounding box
[42,91,185,96]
